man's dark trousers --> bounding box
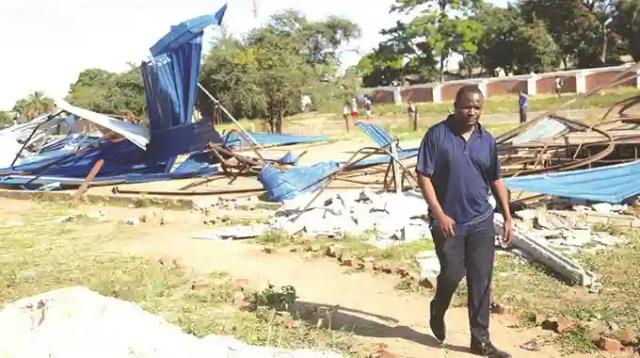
[430,214,495,344]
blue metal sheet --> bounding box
[223,131,329,148]
[355,121,395,148]
[504,161,640,203]
[258,162,341,202]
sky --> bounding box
[0,0,509,110]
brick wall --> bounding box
[537,76,577,95]
[486,79,527,96]
[586,71,636,91]
[371,89,394,103]
[401,87,433,102]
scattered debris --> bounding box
[496,215,599,287]
[415,250,440,283]
[272,189,431,245]
[193,225,268,241]
[126,217,140,226]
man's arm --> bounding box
[418,174,456,237]
[490,178,513,245]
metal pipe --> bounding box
[10,111,63,167]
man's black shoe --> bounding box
[429,302,446,342]
[470,341,511,358]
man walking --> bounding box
[518,91,528,124]
[416,86,513,357]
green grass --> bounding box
[482,230,640,354]
[373,86,640,116]
[0,201,354,355]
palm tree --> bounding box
[13,91,55,120]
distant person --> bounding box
[364,96,373,119]
[554,77,563,98]
[408,100,419,131]
[342,101,351,132]
[351,98,359,120]
[518,91,528,124]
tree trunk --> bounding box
[413,112,418,132]
[276,109,283,134]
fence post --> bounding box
[393,86,402,106]
[576,70,587,94]
[433,82,442,103]
[527,73,537,96]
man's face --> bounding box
[454,92,484,126]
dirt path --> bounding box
[120,229,563,358]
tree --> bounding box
[389,0,484,80]
[197,11,360,133]
[0,111,12,128]
[247,22,314,133]
[356,45,406,87]
[474,5,560,75]
[12,91,55,120]
[613,0,640,61]
[66,66,146,121]
[197,36,266,124]
[520,0,620,68]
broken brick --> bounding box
[555,318,577,334]
[418,277,435,289]
[262,247,275,254]
[325,245,339,258]
[541,317,576,333]
[342,259,354,267]
[491,303,513,315]
[338,247,352,262]
[589,322,609,343]
[611,329,638,346]
[191,282,209,292]
[598,337,623,352]
[395,266,408,277]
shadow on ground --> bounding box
[295,301,470,354]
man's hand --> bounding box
[501,217,513,246]
[436,214,456,239]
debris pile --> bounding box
[0,286,340,358]
[513,208,629,254]
[272,189,431,244]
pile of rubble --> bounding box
[197,189,432,247]
[0,287,340,358]
[273,189,431,243]
[513,206,630,254]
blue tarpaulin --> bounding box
[504,161,640,203]
[258,162,341,202]
[143,5,227,132]
[0,8,227,188]
[223,131,330,149]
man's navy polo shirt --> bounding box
[416,116,501,225]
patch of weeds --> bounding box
[591,223,627,236]
[395,277,425,295]
[557,326,594,354]
[380,239,434,263]
[255,230,294,246]
[253,284,297,313]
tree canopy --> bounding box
[13,91,55,120]
[197,10,360,133]
[358,0,630,87]
[66,66,146,121]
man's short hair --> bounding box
[455,85,484,104]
